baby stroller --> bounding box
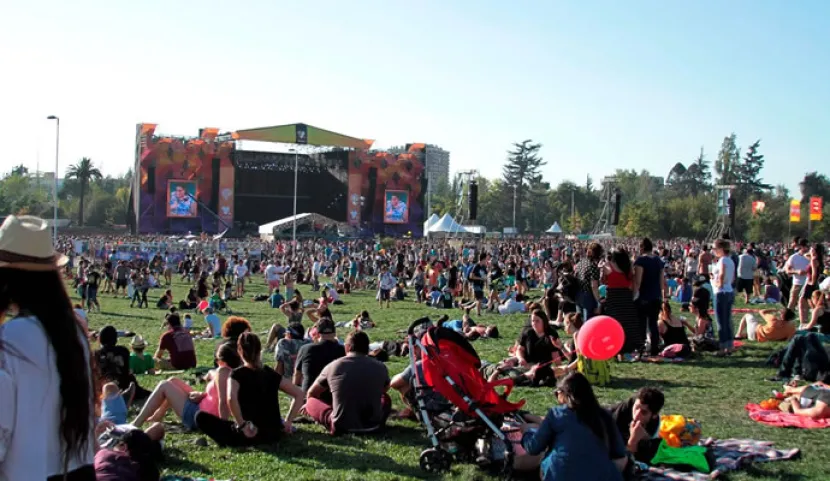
[406,317,526,477]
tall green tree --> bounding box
[617,201,659,238]
[684,147,712,196]
[65,157,102,226]
[502,140,545,231]
[714,133,741,186]
[799,172,830,203]
[735,139,771,201]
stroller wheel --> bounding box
[419,448,452,473]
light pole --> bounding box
[289,148,299,251]
[512,183,517,232]
[47,115,60,243]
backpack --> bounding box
[577,354,611,386]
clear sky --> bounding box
[1,0,827,194]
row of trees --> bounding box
[0,158,131,227]
[431,135,830,242]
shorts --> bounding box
[236,278,245,286]
[116,279,127,289]
[87,286,98,303]
[743,313,760,341]
[268,280,280,290]
[802,283,817,300]
[474,289,484,300]
[182,399,200,431]
[379,289,390,301]
[737,278,754,295]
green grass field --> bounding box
[78,278,828,481]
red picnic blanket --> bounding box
[745,403,830,428]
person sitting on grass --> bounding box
[763,276,782,304]
[95,325,151,400]
[293,318,345,394]
[519,372,628,480]
[735,308,797,342]
[269,289,285,309]
[201,308,222,339]
[131,343,242,433]
[608,387,665,463]
[350,310,376,330]
[274,324,309,377]
[801,290,830,334]
[196,333,304,447]
[779,380,830,420]
[280,299,305,325]
[156,289,173,310]
[657,301,694,357]
[305,331,392,435]
[155,312,197,371]
[215,316,252,367]
[129,335,155,375]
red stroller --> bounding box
[406,317,526,476]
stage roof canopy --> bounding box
[233,123,374,150]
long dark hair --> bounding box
[237,332,262,367]
[610,248,632,279]
[0,268,92,469]
[814,243,825,279]
[557,372,608,448]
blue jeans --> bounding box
[715,291,735,350]
[577,291,598,321]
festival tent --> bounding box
[546,222,563,234]
[427,214,467,235]
[424,213,440,231]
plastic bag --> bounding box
[650,440,713,473]
[658,414,702,448]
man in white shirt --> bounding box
[736,249,757,304]
[234,259,249,298]
[264,262,280,293]
[785,239,811,324]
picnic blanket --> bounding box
[638,437,799,480]
[745,403,830,428]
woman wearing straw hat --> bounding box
[0,215,96,480]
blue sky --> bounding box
[1,0,827,195]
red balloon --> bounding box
[577,315,625,361]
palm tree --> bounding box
[65,157,102,226]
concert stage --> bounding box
[130,123,427,237]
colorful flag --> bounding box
[790,200,801,223]
[751,201,766,215]
[810,196,823,221]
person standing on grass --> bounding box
[712,238,736,356]
[234,258,248,299]
[736,248,757,304]
[85,264,102,312]
[305,331,392,435]
[468,253,488,316]
[632,238,668,356]
[785,239,811,326]
[378,264,396,309]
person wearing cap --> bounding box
[0,215,97,480]
[293,317,345,395]
[275,323,309,377]
[129,335,156,375]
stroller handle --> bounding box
[407,316,433,335]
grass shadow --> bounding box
[161,446,212,474]
[740,463,808,481]
[610,377,705,390]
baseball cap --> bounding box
[315,317,336,335]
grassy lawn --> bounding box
[78,278,828,481]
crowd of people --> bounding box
[2,214,829,481]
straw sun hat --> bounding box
[0,215,68,271]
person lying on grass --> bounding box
[735,308,797,342]
[196,333,304,446]
[779,380,830,419]
[608,387,665,463]
[132,343,241,432]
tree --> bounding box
[684,147,712,196]
[65,157,102,226]
[10,164,29,177]
[617,201,659,238]
[502,140,545,231]
[735,139,771,201]
[665,162,688,196]
[799,172,830,204]
[714,133,741,186]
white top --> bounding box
[785,253,810,286]
[234,264,249,279]
[264,264,279,281]
[498,297,527,315]
[0,316,95,480]
[712,256,735,294]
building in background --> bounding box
[389,144,451,188]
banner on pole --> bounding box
[810,196,823,221]
[751,201,766,215]
[790,200,801,223]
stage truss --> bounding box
[592,176,619,236]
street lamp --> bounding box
[288,148,299,250]
[47,115,60,244]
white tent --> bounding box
[424,213,440,231]
[258,213,314,236]
[546,222,563,234]
[428,213,467,234]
